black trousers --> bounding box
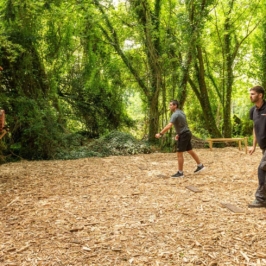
[255,149,266,202]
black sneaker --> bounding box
[194,164,205,174]
[171,171,184,178]
[248,199,266,208]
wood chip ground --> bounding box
[1,147,266,265]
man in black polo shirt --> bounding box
[248,85,266,207]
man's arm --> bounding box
[155,123,173,138]
[249,128,257,155]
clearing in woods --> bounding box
[1,147,266,265]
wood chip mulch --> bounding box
[1,147,266,266]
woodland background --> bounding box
[2,1,266,265]
[0,0,265,161]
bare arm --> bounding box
[155,123,173,138]
[249,128,257,155]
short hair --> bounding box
[250,85,265,96]
[170,100,179,108]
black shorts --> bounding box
[176,131,192,152]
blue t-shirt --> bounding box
[170,109,190,135]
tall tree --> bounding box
[93,0,165,141]
[213,0,260,137]
[261,1,266,88]
[185,0,260,137]
[1,0,50,98]
[179,0,222,137]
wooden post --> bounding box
[208,140,213,151]
[0,110,7,140]
[0,110,5,132]
[244,137,248,154]
[238,140,241,151]
[0,129,7,140]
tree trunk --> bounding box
[131,0,163,142]
[94,0,163,142]
[223,17,233,137]
[189,45,222,137]
[262,22,266,89]
[148,95,159,141]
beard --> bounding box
[250,96,259,103]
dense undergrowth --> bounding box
[0,131,153,163]
[1,130,247,163]
[55,131,152,160]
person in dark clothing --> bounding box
[155,100,204,178]
[248,85,266,207]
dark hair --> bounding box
[170,100,179,108]
[250,85,265,96]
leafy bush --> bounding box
[3,97,68,160]
[55,130,152,159]
[89,131,151,156]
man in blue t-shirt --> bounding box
[248,86,266,207]
[155,100,204,178]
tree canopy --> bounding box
[0,0,263,160]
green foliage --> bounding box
[239,116,254,138]
[5,97,65,160]
[0,0,136,161]
[0,0,265,159]
[55,131,152,159]
[87,130,152,157]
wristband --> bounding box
[159,132,164,136]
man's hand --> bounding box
[249,146,256,155]
[155,133,161,139]
[175,134,179,140]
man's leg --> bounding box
[177,152,184,171]
[249,150,266,207]
[187,150,201,164]
[255,150,266,202]
[171,152,184,178]
[171,133,186,178]
[187,149,204,173]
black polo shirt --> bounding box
[250,101,266,149]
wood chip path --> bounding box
[1,147,266,265]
